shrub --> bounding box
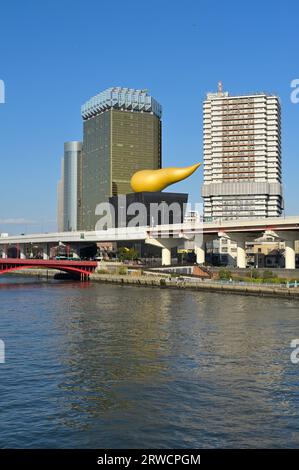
[118,266,128,275]
[269,277,284,284]
[117,247,138,261]
[251,268,259,279]
[218,268,232,280]
[96,268,108,274]
[262,270,276,280]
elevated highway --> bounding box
[0,216,298,268]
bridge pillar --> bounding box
[193,234,205,264]
[40,244,49,260]
[285,239,296,270]
[194,234,214,264]
[223,232,261,269]
[71,246,81,259]
[145,237,179,266]
[275,231,298,270]
[20,245,26,259]
[162,247,171,266]
[232,235,247,269]
[237,241,246,269]
[195,244,205,264]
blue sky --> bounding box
[0,0,298,234]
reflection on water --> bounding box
[0,276,299,448]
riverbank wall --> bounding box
[5,270,299,299]
[5,269,58,278]
[90,273,299,300]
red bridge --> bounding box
[0,258,98,280]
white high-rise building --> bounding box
[63,141,82,231]
[57,141,82,232]
[201,83,283,220]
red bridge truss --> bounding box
[0,258,98,280]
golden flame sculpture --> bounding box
[130,163,201,192]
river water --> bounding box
[0,276,299,448]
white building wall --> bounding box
[63,141,82,232]
[202,87,283,220]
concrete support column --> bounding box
[41,244,49,260]
[194,235,205,264]
[194,233,217,264]
[145,237,180,266]
[71,245,81,259]
[232,235,247,269]
[20,245,26,259]
[195,244,205,265]
[162,247,171,266]
[193,235,214,265]
[275,231,298,270]
[285,239,296,270]
[236,240,246,269]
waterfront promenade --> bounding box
[89,273,299,300]
[6,268,299,300]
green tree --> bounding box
[218,268,232,280]
[251,268,259,279]
[117,247,138,261]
